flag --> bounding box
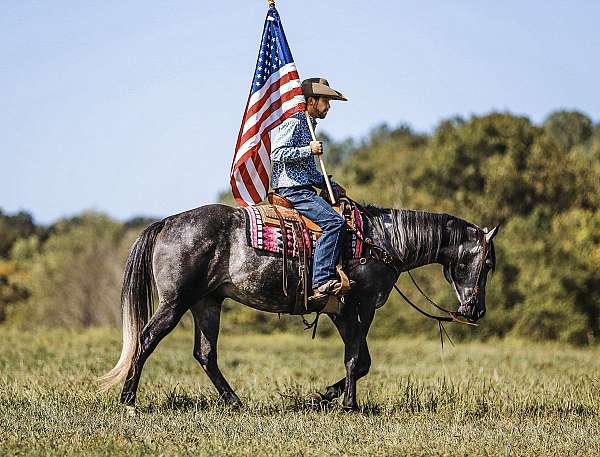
[230,6,305,206]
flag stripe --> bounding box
[242,67,300,129]
[231,102,304,173]
[230,7,305,206]
[241,77,301,138]
[234,91,304,163]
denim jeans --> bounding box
[275,186,345,288]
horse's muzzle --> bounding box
[457,304,485,323]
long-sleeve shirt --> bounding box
[270,112,337,190]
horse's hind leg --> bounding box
[191,295,241,406]
[120,299,188,407]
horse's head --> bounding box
[443,224,499,323]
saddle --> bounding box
[258,197,323,234]
[255,192,357,315]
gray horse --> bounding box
[100,202,499,411]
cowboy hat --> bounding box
[301,78,347,101]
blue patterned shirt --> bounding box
[271,112,337,190]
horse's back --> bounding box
[151,204,245,300]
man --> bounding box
[271,77,349,305]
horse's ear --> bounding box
[485,224,500,243]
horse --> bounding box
[99,202,499,411]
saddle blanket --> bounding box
[243,205,364,260]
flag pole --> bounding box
[265,0,335,204]
[305,111,336,205]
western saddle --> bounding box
[258,192,354,315]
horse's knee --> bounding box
[193,346,216,369]
[357,361,370,378]
[193,348,208,367]
[357,354,371,378]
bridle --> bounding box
[347,199,490,329]
[452,229,489,312]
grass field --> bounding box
[1,325,599,456]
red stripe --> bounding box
[252,139,270,191]
[243,71,300,125]
[236,86,303,150]
[230,176,250,207]
[230,103,304,174]
[230,70,297,174]
[237,162,262,204]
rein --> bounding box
[347,198,480,329]
[359,236,478,327]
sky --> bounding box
[2,1,599,224]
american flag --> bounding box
[230,6,305,206]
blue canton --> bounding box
[251,8,293,93]
[271,112,337,190]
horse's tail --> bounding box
[98,220,165,392]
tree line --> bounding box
[1,110,598,344]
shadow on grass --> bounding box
[141,379,598,419]
[146,388,222,413]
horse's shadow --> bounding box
[145,388,386,415]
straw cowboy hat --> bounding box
[301,78,348,101]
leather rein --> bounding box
[347,199,485,329]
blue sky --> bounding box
[2,1,599,224]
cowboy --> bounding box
[271,77,349,306]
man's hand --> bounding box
[310,140,323,156]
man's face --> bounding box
[308,97,331,119]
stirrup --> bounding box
[333,265,354,295]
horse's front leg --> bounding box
[325,301,375,410]
[319,339,371,403]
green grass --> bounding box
[0,325,599,456]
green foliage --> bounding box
[329,110,599,344]
[543,110,594,152]
[1,109,598,346]
[11,212,127,328]
[0,209,41,258]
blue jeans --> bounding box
[275,186,345,288]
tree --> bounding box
[17,213,125,328]
[543,111,593,153]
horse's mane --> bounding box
[362,204,475,269]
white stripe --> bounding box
[233,169,255,204]
[233,94,305,163]
[242,78,302,136]
[244,158,267,198]
[257,140,271,178]
[248,63,298,108]
[234,94,305,164]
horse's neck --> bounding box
[369,208,452,272]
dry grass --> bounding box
[0,325,599,456]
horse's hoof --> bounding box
[125,405,137,417]
[341,404,360,413]
[308,392,324,403]
[229,400,243,410]
[308,392,333,410]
